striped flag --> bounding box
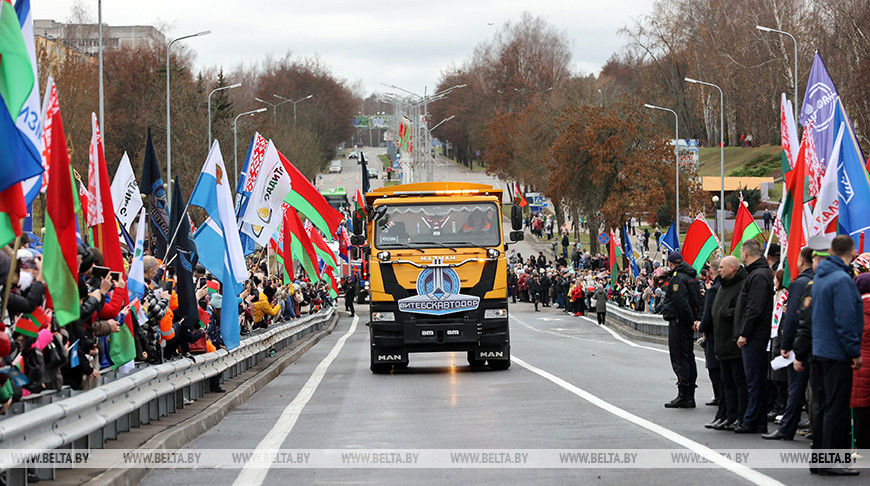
[14,307,48,338]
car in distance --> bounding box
[367,168,379,179]
[329,160,343,173]
[348,150,359,159]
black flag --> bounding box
[360,150,370,194]
[169,176,200,331]
[141,128,170,257]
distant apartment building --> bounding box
[33,19,165,55]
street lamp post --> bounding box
[644,104,680,235]
[273,94,313,124]
[166,29,210,208]
[685,77,725,245]
[233,108,267,186]
[98,0,104,140]
[756,25,798,122]
[208,82,241,150]
[254,97,289,124]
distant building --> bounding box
[33,19,165,55]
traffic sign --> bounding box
[598,232,610,245]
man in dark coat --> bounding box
[734,239,774,433]
[661,252,700,408]
[764,246,814,440]
[344,276,356,317]
[712,256,748,429]
[528,274,541,312]
[697,258,724,427]
[809,235,863,476]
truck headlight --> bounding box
[484,308,507,319]
[486,248,500,259]
[372,312,395,322]
[377,251,390,261]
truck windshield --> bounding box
[374,202,501,249]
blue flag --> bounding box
[622,225,640,277]
[800,52,840,169]
[832,99,870,250]
[235,134,259,257]
[190,141,248,351]
[660,222,680,253]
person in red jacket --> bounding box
[851,272,870,450]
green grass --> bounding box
[383,180,401,187]
[697,145,781,177]
[379,154,391,169]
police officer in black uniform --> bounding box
[661,252,700,408]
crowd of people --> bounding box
[659,235,868,476]
[517,215,868,475]
[0,239,336,413]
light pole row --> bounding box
[643,104,680,236]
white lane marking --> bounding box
[233,315,359,486]
[514,317,615,345]
[511,356,784,486]
[576,314,706,364]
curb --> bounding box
[84,312,339,486]
[604,314,669,347]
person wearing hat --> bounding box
[661,251,700,408]
[809,235,863,475]
[734,238,774,433]
[766,243,782,272]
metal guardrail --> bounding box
[0,307,335,483]
[605,302,669,337]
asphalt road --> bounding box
[138,155,861,485]
[138,301,860,486]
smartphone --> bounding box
[92,266,110,279]
[198,277,207,288]
[109,271,121,282]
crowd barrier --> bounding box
[0,307,335,484]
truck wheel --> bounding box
[371,362,392,374]
[467,351,485,368]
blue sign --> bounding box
[598,232,610,245]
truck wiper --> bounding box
[413,241,457,252]
[379,243,424,253]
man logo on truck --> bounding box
[397,258,480,315]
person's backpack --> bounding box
[686,278,704,320]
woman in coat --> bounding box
[593,285,607,325]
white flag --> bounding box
[809,123,843,239]
[110,152,144,228]
[241,140,292,246]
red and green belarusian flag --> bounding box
[514,183,528,207]
[609,228,622,288]
[730,201,762,256]
[354,185,366,219]
[43,109,80,326]
[206,280,220,294]
[683,214,720,273]
[781,125,811,288]
[14,307,49,338]
[110,298,139,369]
[278,149,343,240]
[284,205,320,283]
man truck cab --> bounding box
[352,182,524,373]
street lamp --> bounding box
[255,97,289,124]
[757,25,798,122]
[685,77,725,244]
[166,29,210,208]
[273,94,313,124]
[208,82,241,150]
[644,104,680,235]
[712,195,720,238]
[233,108,267,186]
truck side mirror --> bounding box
[511,205,522,231]
[509,231,524,242]
[352,215,363,236]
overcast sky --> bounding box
[32,0,656,97]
